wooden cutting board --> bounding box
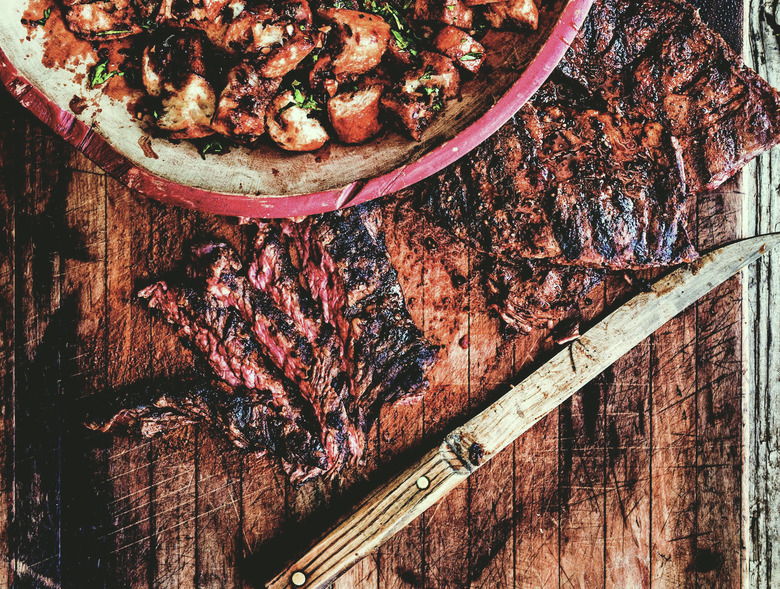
[0,1,755,587]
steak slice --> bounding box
[311,206,438,426]
[95,202,437,481]
[484,260,604,334]
[383,194,605,335]
[417,98,696,269]
[86,379,331,481]
[137,246,343,479]
[559,0,780,193]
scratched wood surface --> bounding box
[0,1,756,587]
[743,1,780,587]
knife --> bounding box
[266,234,780,589]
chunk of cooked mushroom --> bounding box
[259,30,319,78]
[327,83,384,144]
[212,63,282,142]
[432,26,485,74]
[485,0,538,30]
[318,9,391,78]
[381,51,459,139]
[142,32,216,139]
[157,73,217,139]
[413,0,472,29]
[142,32,208,97]
[223,1,317,77]
[266,88,330,151]
[62,0,142,40]
[155,0,245,49]
[156,0,233,25]
[401,51,460,98]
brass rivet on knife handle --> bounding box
[266,235,780,589]
[290,572,306,587]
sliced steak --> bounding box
[86,379,331,481]
[483,260,604,333]
[96,203,436,481]
[311,206,438,425]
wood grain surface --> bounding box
[743,1,780,586]
[0,1,765,587]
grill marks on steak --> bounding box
[418,98,696,269]
[418,0,780,273]
[559,0,780,193]
[312,206,438,424]
[383,194,604,334]
[98,204,436,481]
[538,105,695,267]
[87,379,331,481]
[138,246,337,476]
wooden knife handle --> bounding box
[265,446,469,589]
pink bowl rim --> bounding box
[0,0,594,218]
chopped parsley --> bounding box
[459,51,483,61]
[28,7,52,28]
[89,58,124,88]
[363,0,420,56]
[291,80,320,110]
[419,65,434,81]
[95,28,132,37]
[195,136,231,159]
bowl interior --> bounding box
[2,0,568,198]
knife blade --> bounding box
[266,234,780,589]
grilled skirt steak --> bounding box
[559,0,780,194]
[417,99,696,269]
[417,0,780,270]
[93,204,437,481]
[382,195,605,334]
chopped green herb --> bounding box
[140,18,157,31]
[95,28,132,36]
[459,51,483,61]
[89,58,124,87]
[364,0,420,56]
[290,80,321,110]
[418,65,434,81]
[431,100,444,112]
[446,4,455,10]
[195,136,231,159]
[29,7,52,28]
